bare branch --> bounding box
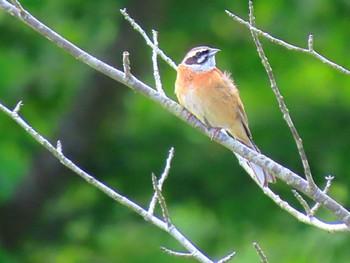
[0,101,215,263]
[253,242,268,263]
[149,147,174,215]
[248,0,255,25]
[120,8,177,70]
[1,0,350,230]
[247,0,316,189]
[152,30,166,96]
[160,247,194,258]
[225,11,350,76]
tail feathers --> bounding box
[244,139,276,187]
[249,161,275,187]
[220,129,276,187]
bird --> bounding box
[175,46,276,187]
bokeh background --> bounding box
[1,0,350,262]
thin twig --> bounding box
[149,147,174,215]
[248,0,316,189]
[253,242,268,263]
[292,190,311,216]
[152,173,172,227]
[151,31,164,94]
[310,175,334,216]
[152,30,166,96]
[56,140,62,154]
[123,51,131,79]
[225,10,350,76]
[160,247,194,258]
[1,0,350,229]
[120,8,177,70]
[217,251,236,263]
[13,100,23,114]
[0,101,214,263]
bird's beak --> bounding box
[209,48,221,56]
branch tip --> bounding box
[248,0,255,25]
[160,247,194,258]
[152,29,158,38]
[122,51,131,79]
[217,251,236,263]
[253,242,268,263]
[13,101,23,114]
[308,34,314,51]
[56,140,62,154]
[325,175,334,182]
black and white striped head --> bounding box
[181,46,221,72]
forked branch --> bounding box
[225,10,350,75]
[0,0,349,234]
[0,101,216,263]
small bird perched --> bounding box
[175,46,275,187]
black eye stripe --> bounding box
[184,50,209,65]
[184,56,198,65]
[196,50,209,58]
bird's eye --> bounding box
[184,49,210,65]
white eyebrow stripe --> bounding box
[184,48,208,61]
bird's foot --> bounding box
[210,128,221,141]
[186,113,194,122]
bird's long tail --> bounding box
[248,160,275,187]
[245,141,276,187]
[222,129,275,187]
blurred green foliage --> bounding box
[1,0,350,262]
